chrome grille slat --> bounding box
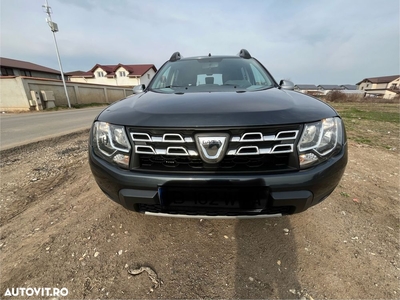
[155,148,167,155]
[131,132,194,143]
[163,133,185,143]
[131,132,152,142]
[271,144,294,153]
[236,146,260,155]
[136,146,197,157]
[263,135,275,141]
[167,146,189,156]
[276,130,298,140]
[240,132,263,142]
[231,131,298,142]
[135,145,156,154]
[226,144,294,155]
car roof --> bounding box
[180,55,241,60]
[169,49,252,62]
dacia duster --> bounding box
[89,49,348,218]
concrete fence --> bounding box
[0,76,133,111]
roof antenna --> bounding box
[208,53,211,57]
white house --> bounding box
[357,75,400,99]
[67,63,157,87]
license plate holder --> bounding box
[158,186,268,209]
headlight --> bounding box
[298,117,344,168]
[92,122,131,169]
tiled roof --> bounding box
[65,70,93,77]
[356,75,400,85]
[92,64,115,73]
[0,57,60,74]
[120,64,157,76]
[87,63,156,77]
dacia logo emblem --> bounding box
[195,133,229,163]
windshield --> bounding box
[149,57,276,93]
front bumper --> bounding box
[89,143,347,217]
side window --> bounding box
[171,69,180,86]
[153,66,171,88]
[250,64,268,86]
[241,67,249,81]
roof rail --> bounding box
[170,52,182,62]
[238,49,251,59]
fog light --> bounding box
[113,154,130,168]
[299,153,318,167]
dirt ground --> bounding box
[0,130,399,299]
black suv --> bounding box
[89,50,347,218]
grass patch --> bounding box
[340,192,350,198]
[354,137,372,145]
[327,102,400,151]
[337,107,399,123]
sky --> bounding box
[0,0,399,85]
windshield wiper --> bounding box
[165,85,185,88]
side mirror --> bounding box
[279,80,295,90]
[132,84,145,94]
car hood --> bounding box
[96,88,338,127]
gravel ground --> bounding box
[0,130,399,299]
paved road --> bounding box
[0,107,106,150]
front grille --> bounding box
[128,125,301,173]
[139,153,294,172]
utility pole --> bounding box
[42,0,71,108]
